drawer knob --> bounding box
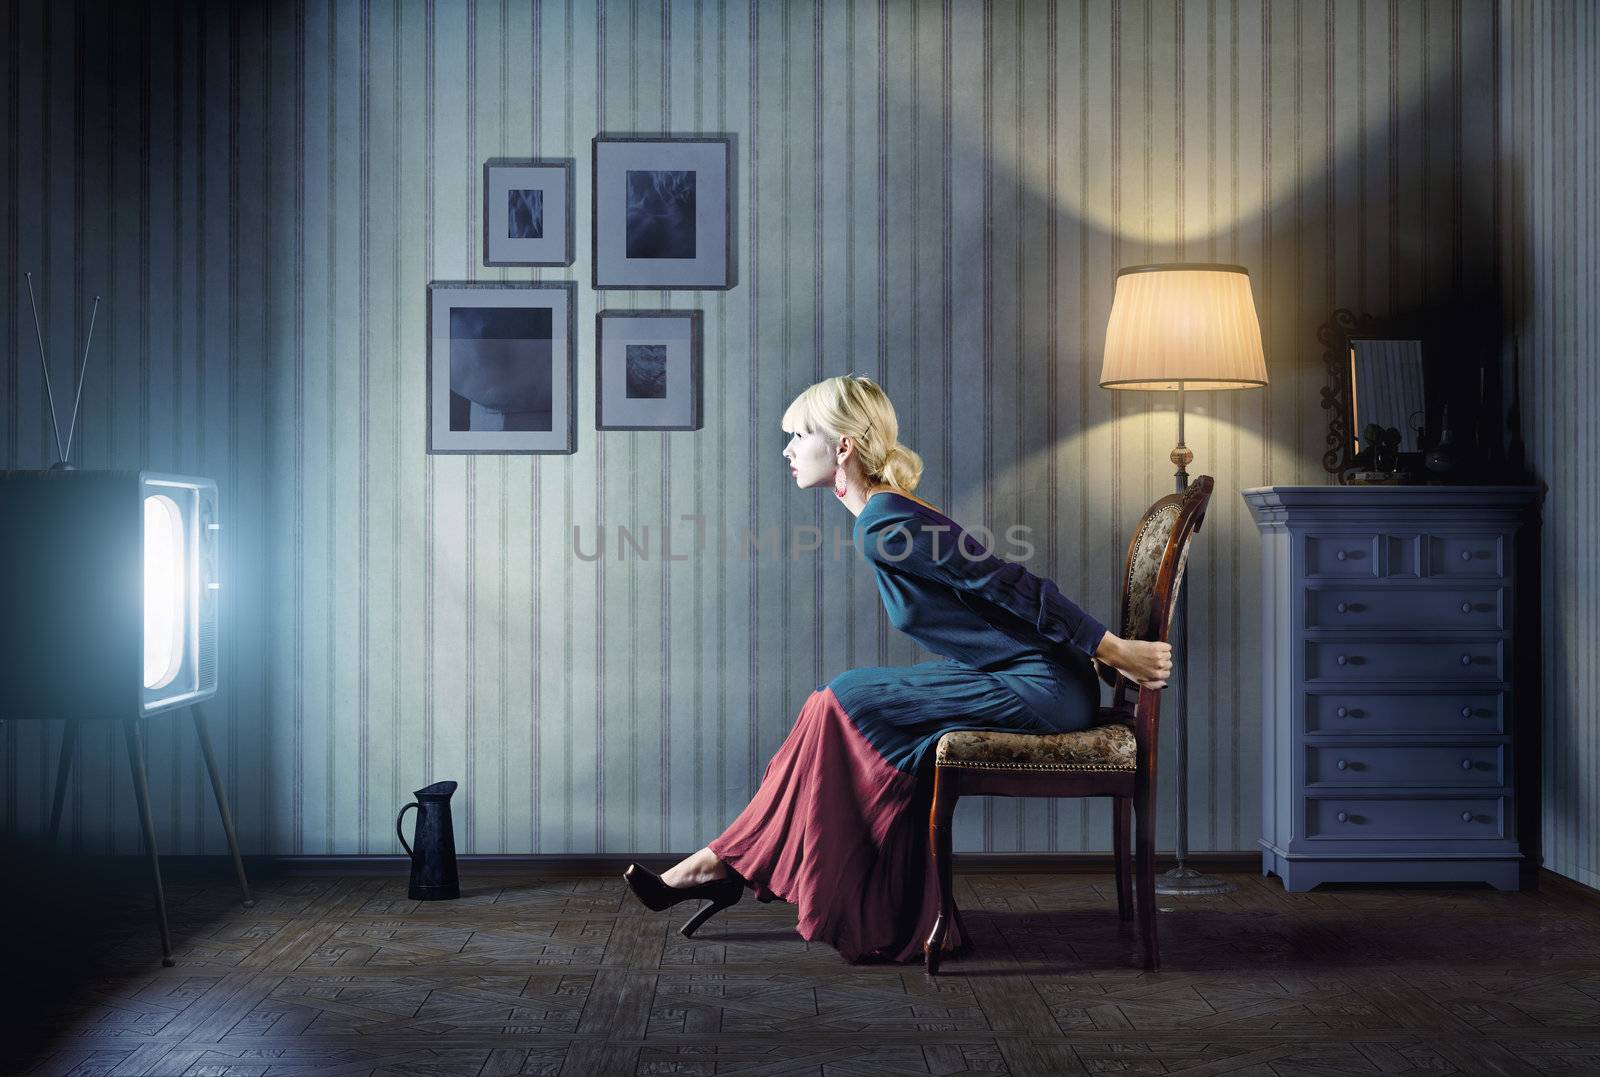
[1461,601,1473,614]
[1336,706,1349,718]
[1460,653,1473,666]
[1460,550,1472,562]
[1337,654,1349,666]
[1336,759,1349,771]
[1336,601,1348,614]
[1461,705,1474,718]
[1336,550,1348,562]
[1461,759,1473,770]
[1336,811,1349,823]
[1460,811,1474,823]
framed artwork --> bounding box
[592,135,735,290]
[482,157,575,267]
[595,309,703,430]
[427,281,577,454]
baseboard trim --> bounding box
[116,851,1263,877]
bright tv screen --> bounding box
[0,470,219,720]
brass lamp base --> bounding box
[1155,864,1238,896]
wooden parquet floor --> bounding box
[8,863,1600,1077]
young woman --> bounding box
[623,374,1172,963]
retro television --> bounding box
[0,469,220,720]
[2,283,250,966]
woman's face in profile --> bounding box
[783,429,836,490]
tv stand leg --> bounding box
[192,705,255,907]
[47,720,79,849]
[123,719,175,967]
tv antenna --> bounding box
[24,271,100,471]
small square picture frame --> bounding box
[482,157,575,267]
[592,135,735,290]
[595,309,704,430]
[427,280,578,454]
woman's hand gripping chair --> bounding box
[923,476,1215,974]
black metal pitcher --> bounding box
[395,780,461,900]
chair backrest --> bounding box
[1109,475,1215,716]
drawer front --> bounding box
[1306,796,1507,840]
[1306,744,1505,787]
[1305,586,1505,630]
[1306,692,1505,734]
[1429,533,1506,578]
[1304,533,1380,577]
[1306,640,1504,681]
[1304,532,1428,578]
[1381,534,1424,579]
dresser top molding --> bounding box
[1242,485,1546,528]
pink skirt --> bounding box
[707,684,967,964]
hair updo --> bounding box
[781,374,926,492]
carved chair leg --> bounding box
[1134,777,1160,972]
[951,900,971,952]
[923,766,958,975]
[1112,795,1133,923]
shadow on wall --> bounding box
[878,9,1522,852]
[921,84,1519,489]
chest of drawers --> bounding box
[1242,485,1542,891]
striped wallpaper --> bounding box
[1501,0,1600,890]
[2,0,1530,865]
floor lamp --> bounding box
[1099,263,1268,897]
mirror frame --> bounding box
[1317,308,1433,484]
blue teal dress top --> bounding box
[709,489,1110,964]
[848,489,1109,753]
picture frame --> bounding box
[426,281,577,454]
[595,309,704,430]
[482,157,575,267]
[592,135,735,290]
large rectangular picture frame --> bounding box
[426,280,578,454]
[592,134,736,291]
[595,309,704,431]
[482,157,576,267]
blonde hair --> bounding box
[781,374,925,493]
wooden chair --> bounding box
[923,475,1215,974]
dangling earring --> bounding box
[833,464,849,498]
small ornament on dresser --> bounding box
[1425,404,1457,474]
[1474,364,1501,475]
[1506,338,1527,477]
[1351,424,1403,484]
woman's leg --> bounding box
[659,844,731,887]
[701,679,939,959]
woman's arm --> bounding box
[859,508,1109,659]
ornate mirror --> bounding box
[1318,309,1432,483]
[1350,339,1426,451]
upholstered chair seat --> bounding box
[934,716,1137,772]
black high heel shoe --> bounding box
[622,863,744,937]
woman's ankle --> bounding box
[697,846,730,879]
[661,850,728,888]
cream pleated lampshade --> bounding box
[1099,264,1268,391]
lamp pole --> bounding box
[1099,263,1265,896]
[1157,383,1236,897]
